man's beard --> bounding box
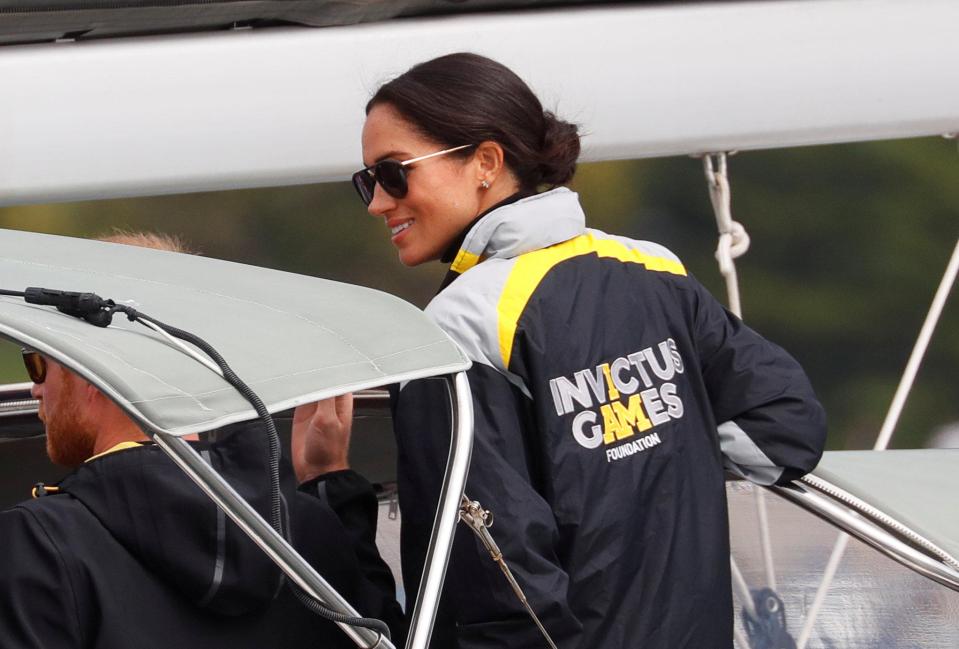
[44,377,96,468]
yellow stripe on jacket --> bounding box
[497,234,687,369]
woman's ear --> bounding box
[474,140,506,186]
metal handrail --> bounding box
[0,382,35,415]
[0,381,32,396]
[0,398,37,416]
[769,481,959,593]
[405,372,474,649]
[353,389,390,410]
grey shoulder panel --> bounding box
[717,420,785,486]
[426,259,531,396]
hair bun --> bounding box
[368,53,581,191]
[538,111,580,187]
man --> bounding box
[0,232,403,648]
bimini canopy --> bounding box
[0,229,469,436]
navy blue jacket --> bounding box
[393,188,826,649]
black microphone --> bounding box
[24,287,115,327]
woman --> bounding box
[300,53,826,649]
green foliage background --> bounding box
[2,138,957,450]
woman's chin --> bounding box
[397,248,426,267]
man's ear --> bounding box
[82,381,105,408]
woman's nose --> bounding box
[367,184,396,217]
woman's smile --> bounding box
[361,103,489,266]
[389,218,414,240]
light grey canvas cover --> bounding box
[0,229,469,436]
[814,450,959,563]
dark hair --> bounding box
[367,53,580,191]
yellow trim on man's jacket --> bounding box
[85,441,148,463]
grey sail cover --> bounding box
[0,229,469,436]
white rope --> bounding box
[796,237,959,649]
[730,557,757,620]
[702,153,777,603]
[703,153,751,317]
[754,488,776,591]
[873,237,959,450]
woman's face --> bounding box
[361,103,486,267]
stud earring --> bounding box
[481,180,490,189]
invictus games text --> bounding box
[547,338,686,462]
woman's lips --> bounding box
[390,219,414,243]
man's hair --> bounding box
[97,229,198,255]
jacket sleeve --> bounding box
[297,471,407,645]
[0,507,84,648]
[690,279,827,485]
[393,367,583,649]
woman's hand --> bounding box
[291,394,353,484]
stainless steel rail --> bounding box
[353,388,390,409]
[0,382,36,417]
[0,382,43,441]
[770,481,959,592]
[405,372,475,649]
[0,382,33,396]
[0,398,37,417]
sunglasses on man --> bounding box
[351,144,474,206]
[22,349,46,384]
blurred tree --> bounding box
[0,345,22,385]
[1,137,956,450]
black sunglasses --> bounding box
[21,349,46,384]
[351,144,474,206]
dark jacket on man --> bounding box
[0,424,404,648]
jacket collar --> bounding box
[441,188,586,288]
[440,190,533,264]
